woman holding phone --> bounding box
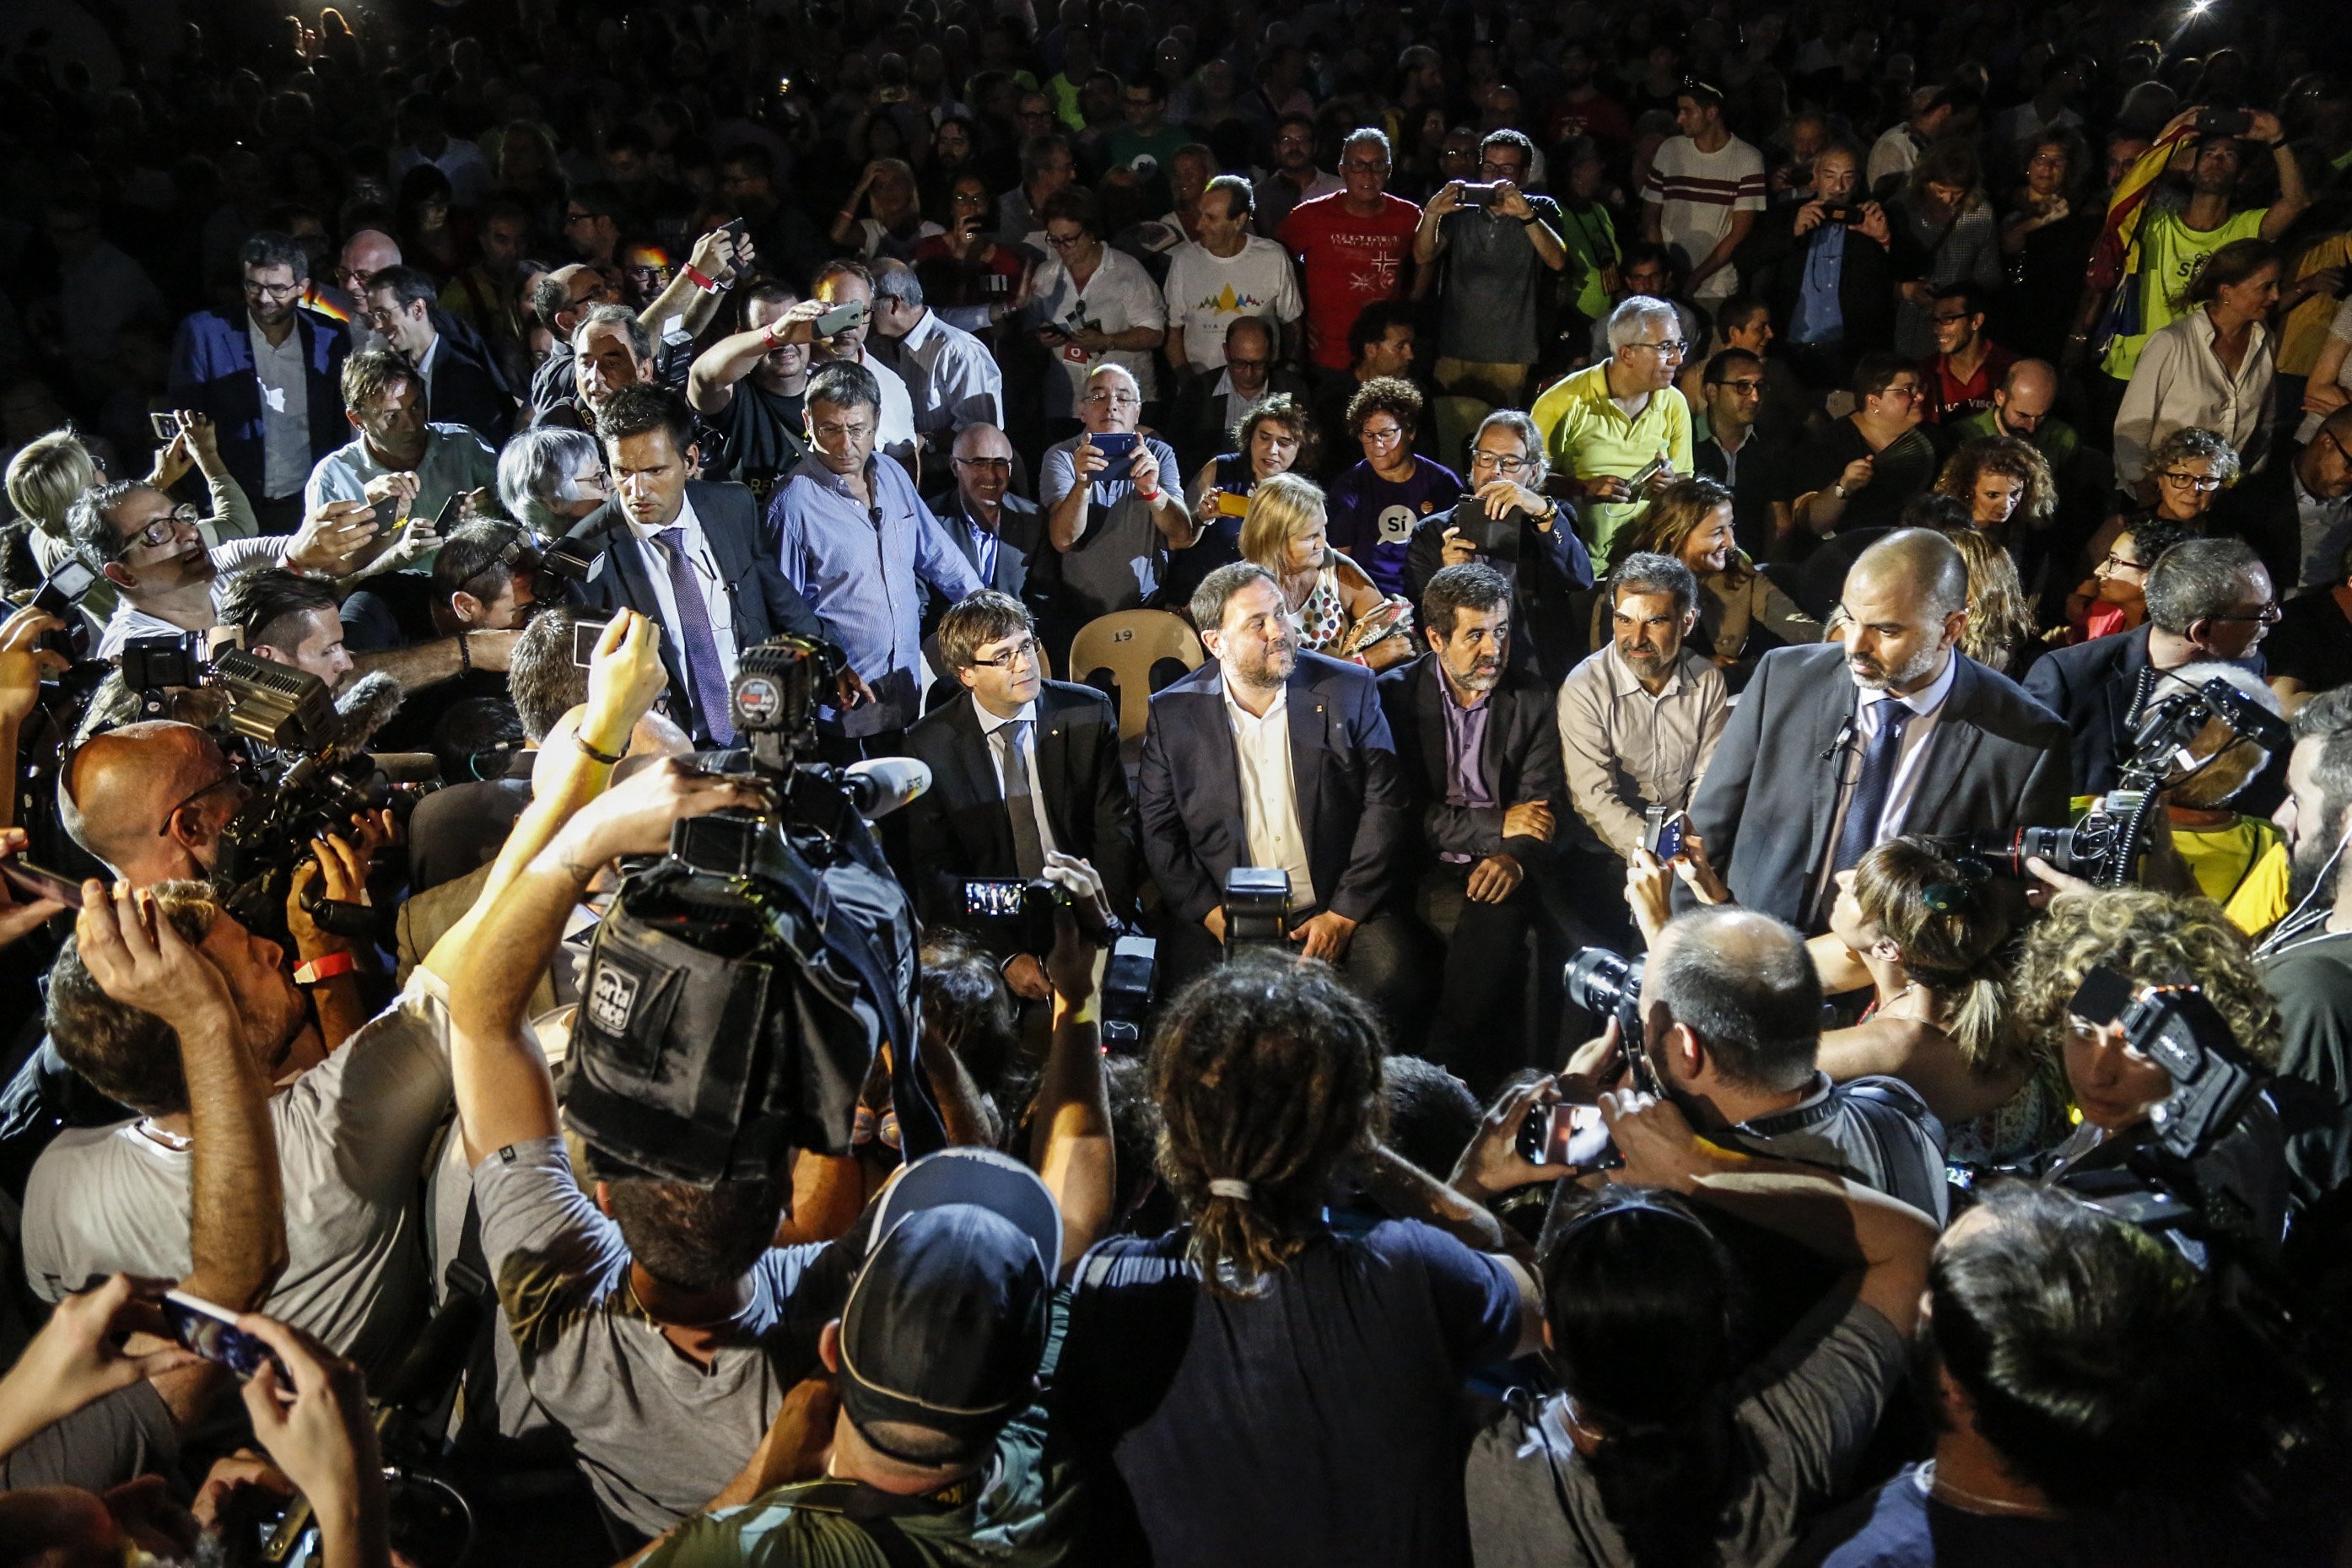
[1165,396,1318,609]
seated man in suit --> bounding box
[935,423,1049,612]
[577,382,846,745]
[2024,536,2275,797]
[1137,561,1414,1011]
[1375,563,1563,1091]
[1688,528,2072,931]
[902,590,1141,1005]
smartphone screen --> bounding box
[149,412,180,441]
[162,1290,289,1381]
[1653,816,1685,862]
[963,879,1026,919]
[0,859,84,909]
[1534,1103,1619,1172]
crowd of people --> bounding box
[6,0,2352,1564]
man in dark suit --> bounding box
[1689,529,2072,930]
[1377,564,1564,1090]
[360,265,520,447]
[573,383,844,745]
[1137,562,1415,1010]
[935,424,1050,612]
[903,590,1141,1002]
[1730,140,1905,395]
[166,230,351,531]
[2024,536,2275,798]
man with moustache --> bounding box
[2257,687,2352,1204]
[1376,564,1564,1089]
[1686,528,2071,930]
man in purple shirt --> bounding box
[1373,564,1565,1091]
[769,359,984,749]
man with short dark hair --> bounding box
[2212,403,2352,590]
[1789,353,1938,546]
[1412,129,1567,411]
[903,590,1140,996]
[1137,561,1412,1002]
[560,181,625,274]
[543,304,654,434]
[773,361,981,748]
[1278,127,1421,375]
[577,384,832,745]
[1376,563,1563,1088]
[2026,535,2276,795]
[1643,81,1766,310]
[305,348,499,536]
[1692,348,1792,560]
[1691,529,2071,929]
[526,264,618,416]
[1558,551,1729,859]
[219,569,353,691]
[360,264,517,445]
[1254,113,1343,239]
[1918,282,2017,424]
[1313,301,1422,476]
[69,481,347,658]
[167,232,353,532]
[687,283,821,501]
[2259,687,2352,1204]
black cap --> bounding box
[837,1149,1060,1463]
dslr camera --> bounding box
[1514,947,1664,1166]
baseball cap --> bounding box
[837,1148,1062,1463]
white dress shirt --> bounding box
[836,348,920,466]
[972,695,1061,862]
[893,310,1005,439]
[623,490,741,691]
[2112,308,2275,489]
[1813,652,1960,911]
[251,317,311,501]
[1222,675,1315,908]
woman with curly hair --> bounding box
[1940,525,2044,681]
[1820,837,2065,1164]
[2011,885,2290,1242]
[1933,434,2056,548]
[1164,393,1319,609]
[2081,423,2239,576]
[1604,475,1818,688]
[1327,375,1461,599]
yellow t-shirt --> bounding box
[1531,360,1694,574]
[2225,838,2292,935]
[2278,232,2352,376]
[2064,797,2283,913]
[2100,206,2270,382]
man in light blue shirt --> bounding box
[770,359,984,743]
[304,348,497,572]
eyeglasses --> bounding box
[1708,377,1767,394]
[954,455,1013,472]
[2209,602,2283,626]
[2099,551,2147,571]
[1470,451,1534,473]
[2159,470,2225,492]
[1340,159,1391,173]
[1624,339,1689,358]
[1476,160,1524,179]
[156,771,241,833]
[243,277,303,300]
[1225,355,1269,371]
[812,420,875,442]
[1045,230,1088,249]
[1083,390,1141,407]
[113,504,203,556]
[970,636,1043,670]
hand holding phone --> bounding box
[813,300,868,338]
[163,1290,292,1382]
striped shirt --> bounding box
[1642,134,1767,301]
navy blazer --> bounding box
[2023,625,2266,798]
[166,307,351,500]
[933,494,1049,608]
[1690,642,2074,928]
[1376,653,1566,867]
[1136,651,1410,924]
[901,679,1142,941]
[577,482,827,744]
[423,308,518,447]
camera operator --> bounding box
[23,613,676,1378]
[59,721,251,888]
[1466,1097,1935,1568]
[2013,886,2290,1248]
[2026,536,2277,797]
[1686,527,2071,931]
[2136,662,2286,904]
[902,590,1141,1000]
[1791,1183,2274,1565]
[2261,686,2352,1202]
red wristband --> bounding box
[293,951,360,985]
[682,265,722,295]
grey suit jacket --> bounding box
[1687,643,2073,928]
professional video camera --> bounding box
[1938,675,2290,888]
[1221,866,1292,952]
[564,635,945,1183]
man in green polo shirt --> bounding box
[1531,294,1694,571]
[1953,357,2081,471]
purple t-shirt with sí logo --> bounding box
[1328,457,1463,597]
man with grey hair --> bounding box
[1277,126,1421,375]
[866,258,1003,453]
[2027,535,2276,796]
[1559,550,1728,861]
[1162,174,1303,381]
[531,302,652,434]
[495,425,608,535]
[1405,407,1594,682]
[1689,527,2071,929]
[1042,362,1193,633]
[1531,294,1695,572]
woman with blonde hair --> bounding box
[1940,525,2042,680]
[1821,836,2066,1166]
[1606,475,1816,688]
[1237,472,1416,668]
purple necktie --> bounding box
[658,526,736,745]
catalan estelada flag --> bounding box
[300,284,352,324]
[2085,124,2197,356]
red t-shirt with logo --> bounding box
[1921,343,2020,424]
[1279,191,1421,372]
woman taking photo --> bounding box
[1610,476,1818,689]
[1027,186,1168,426]
[2114,239,2281,498]
[1163,396,1318,608]
[1238,471,1417,669]
[1820,838,2067,1166]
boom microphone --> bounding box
[331,672,406,753]
[844,756,931,820]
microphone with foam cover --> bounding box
[331,672,407,753]
[843,756,931,820]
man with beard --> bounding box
[1686,529,2071,930]
[1136,562,1412,1010]
[2258,686,2352,1204]
[687,282,823,501]
[1375,565,1564,1089]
